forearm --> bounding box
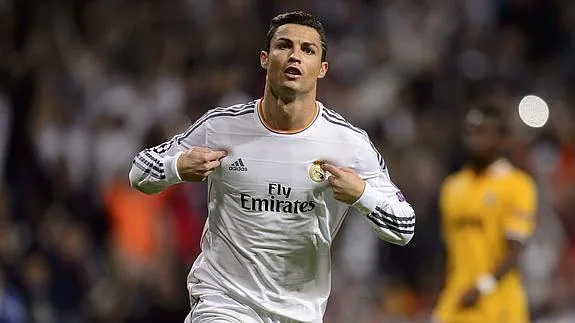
[493,250,520,281]
[352,182,415,245]
[495,240,524,279]
[475,240,523,294]
[129,149,183,194]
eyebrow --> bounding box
[276,37,320,49]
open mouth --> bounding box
[284,66,302,76]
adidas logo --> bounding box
[229,158,248,172]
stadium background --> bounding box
[1,0,574,322]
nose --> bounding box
[288,49,302,64]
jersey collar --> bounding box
[255,98,321,135]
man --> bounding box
[433,104,537,323]
[129,11,415,323]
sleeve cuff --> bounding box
[163,151,184,184]
[352,182,381,215]
[505,231,530,243]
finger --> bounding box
[202,170,213,178]
[339,167,356,174]
[321,163,343,177]
[460,298,472,308]
[206,150,228,161]
[204,160,221,171]
[191,147,212,153]
[328,175,337,186]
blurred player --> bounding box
[129,11,415,323]
[432,104,537,323]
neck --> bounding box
[469,155,500,174]
[260,84,318,132]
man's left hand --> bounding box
[459,287,480,309]
[321,163,366,205]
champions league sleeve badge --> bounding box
[309,160,327,182]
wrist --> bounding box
[475,274,497,295]
[164,151,184,184]
[352,181,379,214]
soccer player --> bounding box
[432,105,537,323]
[129,11,415,323]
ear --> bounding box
[260,51,269,71]
[318,61,329,79]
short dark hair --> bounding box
[467,103,509,135]
[264,11,328,62]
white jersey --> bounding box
[129,99,415,322]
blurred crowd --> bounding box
[1,0,575,322]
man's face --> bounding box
[260,24,328,97]
[464,110,501,159]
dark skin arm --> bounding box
[459,239,524,308]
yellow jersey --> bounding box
[433,159,537,323]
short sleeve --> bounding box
[438,176,455,238]
[438,177,452,216]
[504,174,537,242]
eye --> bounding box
[303,48,315,55]
[278,43,290,50]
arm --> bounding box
[460,174,537,307]
[491,239,524,281]
[480,174,537,288]
[129,111,225,194]
[322,137,415,246]
[351,167,415,246]
[459,239,525,308]
[129,137,187,195]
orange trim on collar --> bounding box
[257,99,319,134]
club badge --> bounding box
[309,160,327,182]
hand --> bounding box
[458,287,480,309]
[321,163,366,205]
[177,147,227,182]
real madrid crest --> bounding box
[309,160,327,182]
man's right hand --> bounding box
[176,147,227,182]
